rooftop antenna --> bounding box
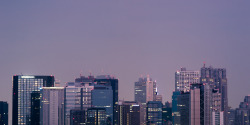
[203,61,206,68]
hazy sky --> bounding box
[1,0,250,122]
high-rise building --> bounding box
[190,83,212,125]
[146,101,163,125]
[172,91,190,125]
[40,87,64,125]
[86,108,107,125]
[0,101,8,125]
[118,101,140,125]
[12,75,54,125]
[200,65,228,124]
[175,67,200,92]
[135,76,158,125]
[95,75,119,125]
[235,95,250,125]
[91,84,113,125]
[64,82,94,125]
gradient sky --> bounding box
[1,0,250,123]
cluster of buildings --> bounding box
[0,64,249,125]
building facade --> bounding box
[40,87,64,125]
[118,101,140,125]
[12,75,54,125]
[146,101,163,125]
[86,108,107,125]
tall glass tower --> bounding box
[12,75,54,125]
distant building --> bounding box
[135,76,158,125]
[40,87,64,125]
[87,108,107,125]
[12,75,54,125]
[91,84,113,125]
[70,110,86,125]
[146,101,163,125]
[235,95,250,125]
[64,82,94,125]
[172,91,189,125]
[95,75,119,125]
[118,101,140,125]
[0,101,8,125]
[175,67,199,92]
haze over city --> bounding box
[0,1,250,124]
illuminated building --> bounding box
[175,67,200,92]
[86,108,107,125]
[12,75,54,125]
[146,101,163,125]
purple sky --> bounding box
[1,0,250,123]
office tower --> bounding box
[146,101,163,125]
[118,101,140,125]
[162,102,172,125]
[212,111,224,125]
[12,75,54,125]
[64,82,94,125]
[95,75,118,125]
[190,83,212,125]
[30,91,40,125]
[135,76,157,125]
[86,108,107,125]
[0,101,8,125]
[235,95,250,125]
[91,84,113,125]
[175,67,200,92]
[75,75,95,83]
[172,91,190,125]
[200,65,228,124]
[227,108,235,125]
[40,87,64,125]
[70,110,86,125]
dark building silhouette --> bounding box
[30,91,40,125]
[12,75,54,125]
[118,101,140,125]
[228,108,236,125]
[172,91,189,125]
[0,101,8,125]
[70,110,86,125]
[87,108,106,125]
[162,102,172,125]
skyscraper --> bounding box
[40,87,64,125]
[64,82,94,125]
[200,65,228,124]
[175,67,200,92]
[86,108,107,125]
[0,101,8,125]
[12,75,54,125]
[91,84,113,125]
[95,75,119,125]
[30,91,40,125]
[135,76,158,125]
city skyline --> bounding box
[0,1,250,124]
